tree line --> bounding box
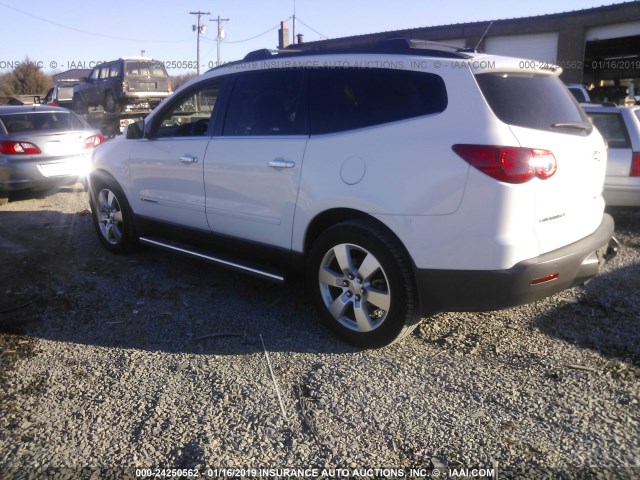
[0,60,51,97]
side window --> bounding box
[309,68,447,135]
[223,70,306,136]
[109,62,122,78]
[588,113,630,148]
[99,65,110,79]
[89,68,100,81]
[153,80,223,138]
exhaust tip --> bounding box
[604,237,620,262]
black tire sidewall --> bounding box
[105,92,118,113]
[73,94,87,114]
[89,176,137,253]
[307,221,416,348]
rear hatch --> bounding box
[474,67,607,254]
[124,61,171,94]
[56,85,75,103]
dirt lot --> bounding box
[0,186,639,478]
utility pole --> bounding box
[292,0,296,45]
[190,10,210,75]
[211,15,229,67]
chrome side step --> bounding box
[139,236,285,284]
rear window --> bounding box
[125,61,168,77]
[587,112,630,148]
[476,73,591,133]
[309,68,447,135]
[0,112,88,133]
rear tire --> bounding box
[104,91,119,113]
[307,219,420,348]
[89,176,138,253]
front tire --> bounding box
[73,94,87,114]
[307,220,420,348]
[89,176,138,253]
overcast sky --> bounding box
[0,0,634,74]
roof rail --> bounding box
[243,49,278,62]
[241,37,472,62]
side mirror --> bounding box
[125,120,145,139]
[33,96,41,105]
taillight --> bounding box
[631,152,640,177]
[0,140,42,155]
[84,134,105,149]
[452,144,557,184]
[168,81,173,93]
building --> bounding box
[287,2,640,101]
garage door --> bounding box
[484,32,558,62]
[586,22,640,41]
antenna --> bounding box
[474,21,493,52]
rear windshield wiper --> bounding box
[551,122,591,131]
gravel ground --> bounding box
[0,187,638,479]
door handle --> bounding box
[179,155,198,164]
[268,159,295,168]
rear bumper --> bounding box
[121,92,170,103]
[415,214,618,314]
[603,186,640,207]
[0,156,90,192]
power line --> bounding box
[0,1,192,43]
[295,17,329,40]
[222,21,289,44]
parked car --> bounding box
[43,83,76,109]
[567,83,591,104]
[584,105,640,206]
[73,58,172,114]
[0,105,104,203]
[567,83,591,103]
[589,85,628,106]
[88,39,618,348]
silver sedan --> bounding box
[584,105,640,207]
[0,105,104,204]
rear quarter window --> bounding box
[587,112,631,148]
[309,68,447,135]
[476,73,590,133]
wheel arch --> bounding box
[303,208,413,268]
[88,168,119,192]
[88,169,130,211]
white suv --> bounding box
[88,40,618,348]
